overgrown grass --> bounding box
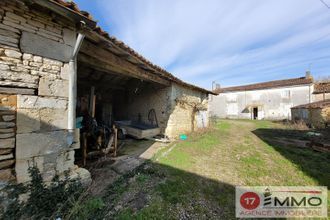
[77,119,330,219]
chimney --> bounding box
[305,71,312,79]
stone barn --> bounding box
[209,74,313,120]
[313,82,330,101]
[291,100,330,129]
[0,0,215,185]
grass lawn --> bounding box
[75,120,330,219]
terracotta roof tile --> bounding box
[291,99,330,109]
[313,82,330,94]
[52,0,93,20]
[215,77,313,93]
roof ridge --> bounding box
[222,76,308,88]
[215,76,313,93]
[292,99,330,109]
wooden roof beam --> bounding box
[79,41,171,86]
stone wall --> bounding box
[313,93,330,102]
[321,107,330,127]
[0,0,89,184]
[0,0,75,89]
[115,82,209,139]
[291,108,308,122]
[291,107,330,129]
[309,107,330,129]
[114,83,172,134]
[0,95,16,182]
[166,83,208,139]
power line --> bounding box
[319,0,330,9]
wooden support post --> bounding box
[92,95,96,118]
[82,132,87,166]
[113,125,118,157]
[89,86,95,117]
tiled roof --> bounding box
[313,82,330,94]
[48,0,215,95]
[291,99,330,109]
[52,0,93,20]
[215,77,313,93]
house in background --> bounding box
[209,72,314,120]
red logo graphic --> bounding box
[240,192,260,210]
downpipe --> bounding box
[67,22,85,145]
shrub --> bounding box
[3,166,83,219]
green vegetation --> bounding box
[10,120,328,219]
[91,119,330,219]
[3,166,84,220]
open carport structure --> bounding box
[0,0,215,184]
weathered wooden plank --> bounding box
[0,86,35,95]
[79,41,170,86]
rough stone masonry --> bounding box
[0,0,90,184]
[0,0,210,186]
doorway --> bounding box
[253,107,258,120]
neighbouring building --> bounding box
[313,82,330,101]
[291,99,330,129]
[0,0,215,186]
[209,73,314,120]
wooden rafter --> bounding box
[79,40,171,86]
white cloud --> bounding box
[89,0,330,89]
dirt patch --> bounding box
[84,139,166,196]
[101,164,166,218]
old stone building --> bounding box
[209,74,314,120]
[0,0,214,185]
[291,99,330,129]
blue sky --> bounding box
[74,0,330,89]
